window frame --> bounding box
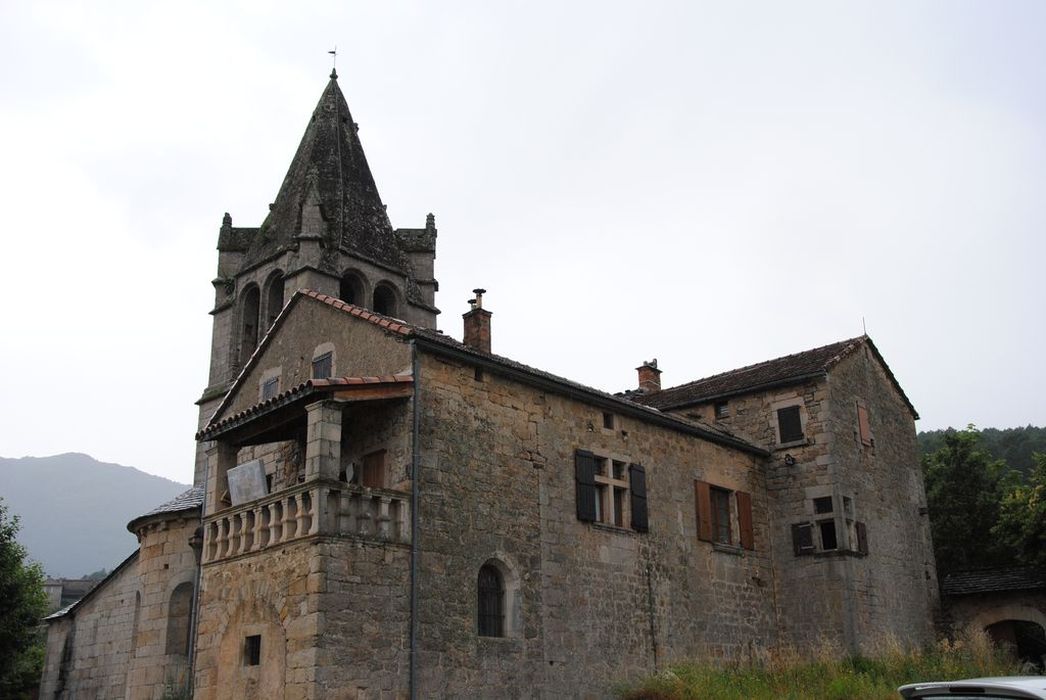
[477,564,504,638]
[575,450,648,532]
[776,404,805,445]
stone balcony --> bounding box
[202,481,410,565]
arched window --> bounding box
[477,564,504,637]
[373,283,397,317]
[240,285,261,365]
[166,582,194,656]
[339,272,365,306]
[265,271,284,327]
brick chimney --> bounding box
[636,359,661,393]
[463,288,492,353]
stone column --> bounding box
[205,442,238,515]
[304,400,342,483]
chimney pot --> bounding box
[463,289,492,353]
[636,358,662,393]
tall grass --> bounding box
[618,628,1021,700]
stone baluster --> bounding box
[283,495,297,540]
[356,495,373,537]
[309,487,322,536]
[296,492,310,536]
[269,501,281,545]
[252,505,265,551]
[236,512,249,555]
[377,496,392,540]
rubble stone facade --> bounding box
[40,73,940,699]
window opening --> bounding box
[240,286,261,364]
[361,450,386,489]
[602,412,615,430]
[244,635,261,666]
[711,487,732,545]
[477,565,504,637]
[777,405,804,443]
[575,451,639,530]
[265,273,284,327]
[312,352,333,379]
[819,520,838,550]
[261,377,279,401]
[714,401,729,419]
[813,496,834,514]
[339,273,364,306]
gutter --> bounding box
[408,340,421,699]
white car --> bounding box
[899,677,1046,699]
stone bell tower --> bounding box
[193,70,440,486]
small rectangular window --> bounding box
[714,401,729,419]
[261,377,279,401]
[792,522,815,555]
[612,487,625,527]
[711,487,732,544]
[813,496,834,514]
[244,635,261,666]
[602,412,615,430]
[593,457,608,476]
[312,352,333,379]
[777,405,804,443]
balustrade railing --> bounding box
[203,482,410,564]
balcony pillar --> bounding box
[205,442,238,515]
[304,400,342,483]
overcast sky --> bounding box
[1,1,1043,484]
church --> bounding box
[39,70,939,699]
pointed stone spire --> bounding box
[248,73,408,271]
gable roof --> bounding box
[635,335,919,418]
[203,290,768,456]
[941,566,1046,596]
[246,71,410,274]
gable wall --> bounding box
[39,555,140,699]
[414,351,774,697]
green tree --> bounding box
[922,427,1019,573]
[994,453,1046,567]
[0,498,49,698]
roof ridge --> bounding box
[660,335,867,395]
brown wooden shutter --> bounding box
[791,523,814,555]
[629,463,648,533]
[362,450,386,488]
[855,521,869,555]
[857,402,872,446]
[736,491,754,550]
[695,480,713,542]
[575,450,597,522]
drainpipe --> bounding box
[409,340,421,700]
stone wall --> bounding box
[126,513,201,699]
[413,351,774,697]
[39,554,140,699]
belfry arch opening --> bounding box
[373,283,397,317]
[265,271,285,328]
[339,272,365,307]
[239,285,261,365]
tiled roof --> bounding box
[941,567,1046,597]
[126,486,203,532]
[203,290,766,456]
[634,336,918,418]
[199,374,414,439]
[43,551,139,622]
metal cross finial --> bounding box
[328,46,338,79]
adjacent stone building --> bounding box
[40,71,940,699]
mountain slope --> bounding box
[0,453,189,577]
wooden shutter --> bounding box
[695,480,713,542]
[791,523,814,555]
[362,450,386,488]
[855,521,869,555]
[857,402,872,446]
[736,491,754,550]
[629,464,649,533]
[575,450,597,522]
[778,406,803,443]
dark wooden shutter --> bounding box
[695,481,713,542]
[629,464,648,533]
[791,523,814,555]
[575,450,597,522]
[855,521,869,555]
[778,406,803,443]
[736,491,754,550]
